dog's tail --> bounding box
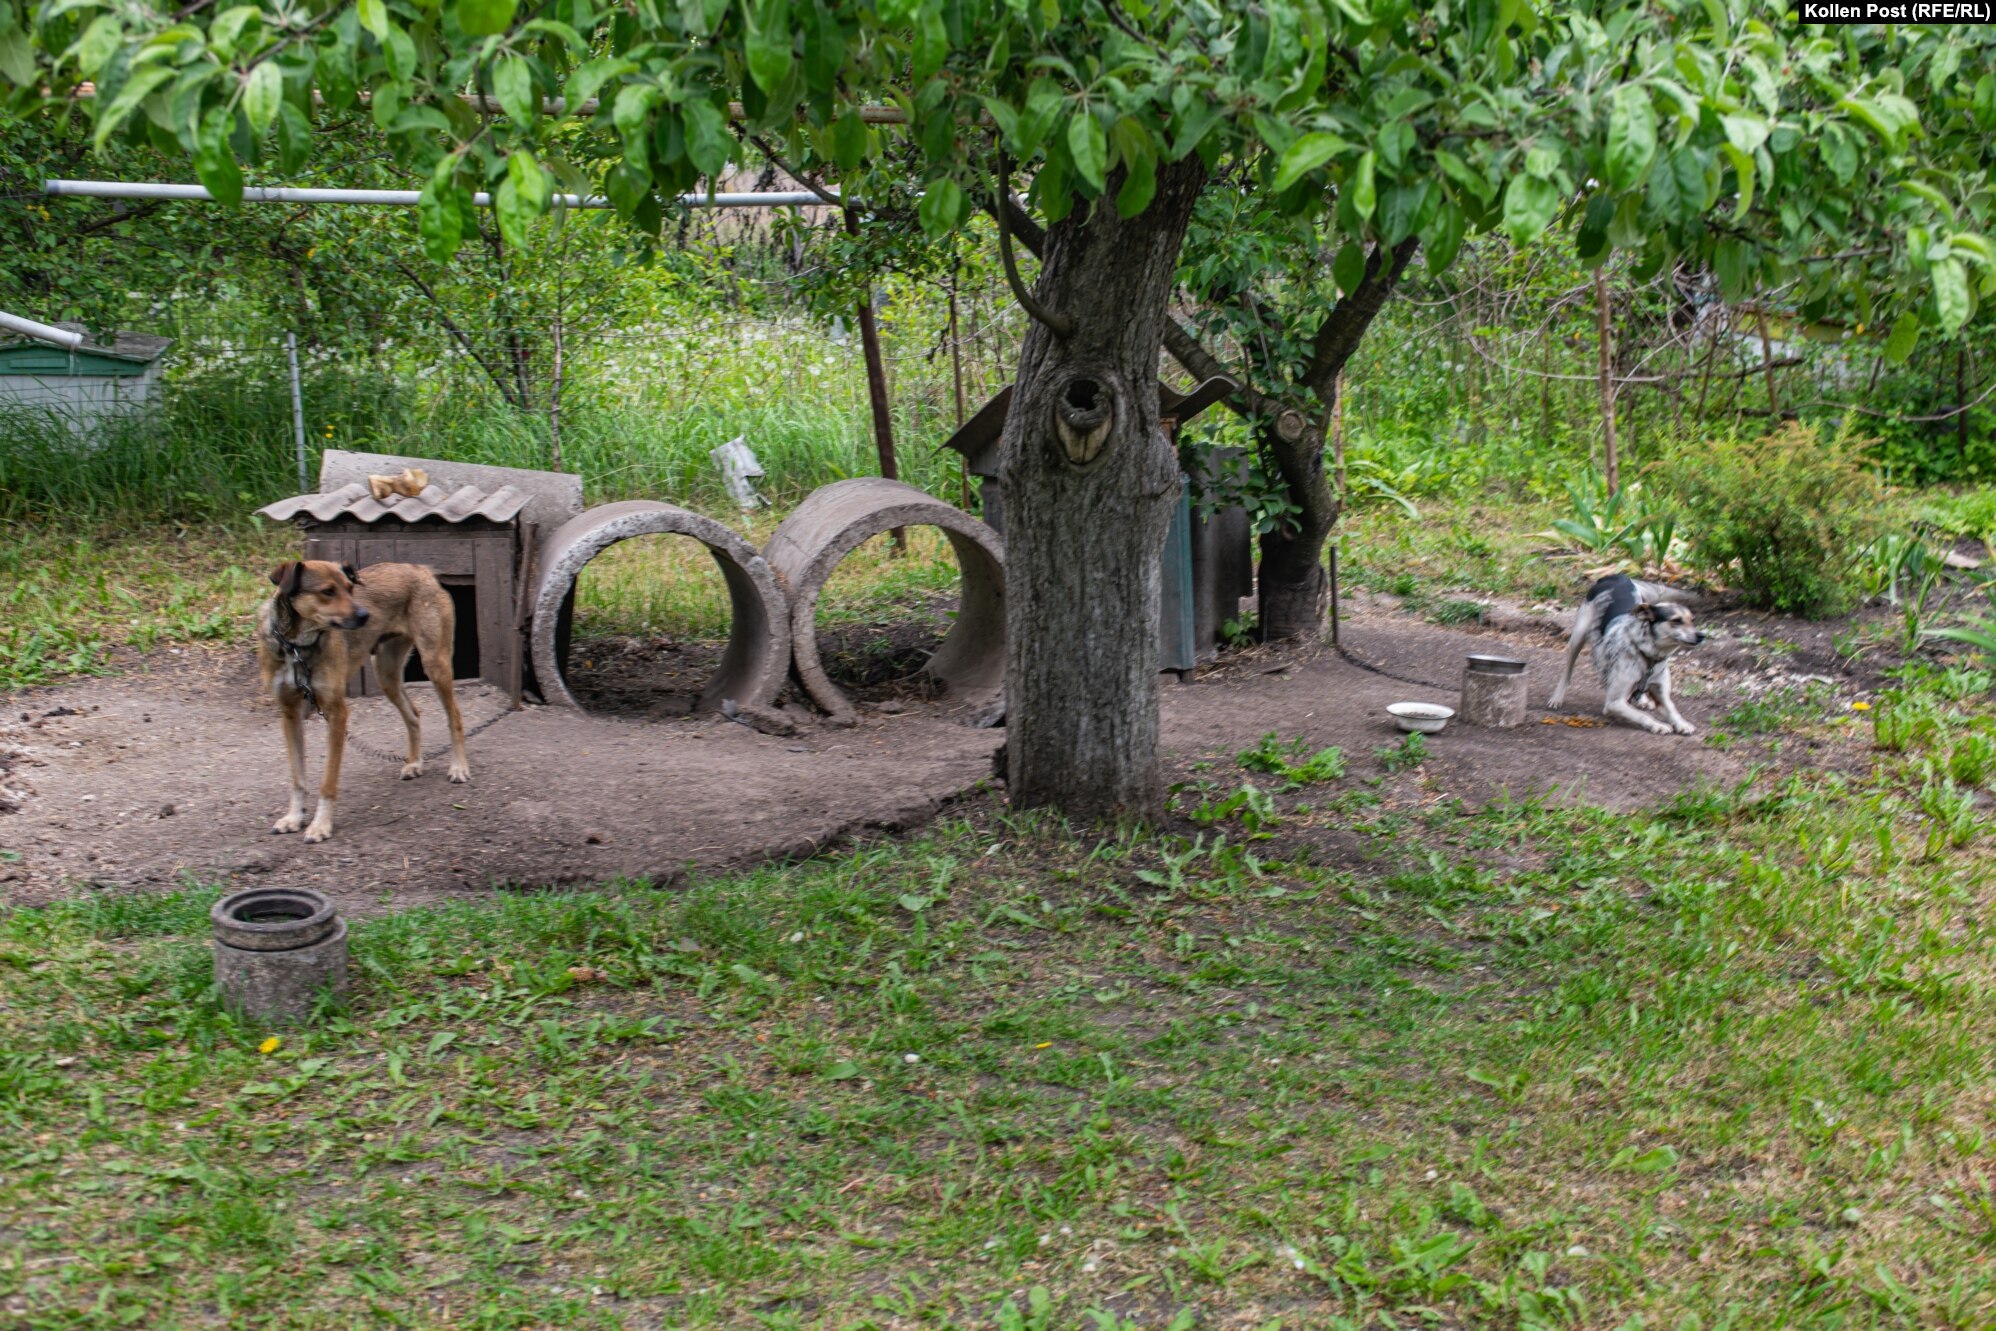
[1629,577,1703,605]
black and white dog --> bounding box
[1548,574,1707,735]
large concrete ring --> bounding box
[531,501,791,714]
[765,478,1005,724]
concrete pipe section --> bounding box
[765,478,1006,725]
[530,500,792,717]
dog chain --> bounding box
[333,699,517,766]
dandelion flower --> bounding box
[1851,701,1871,711]
[259,1036,282,1054]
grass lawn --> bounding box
[3,665,1993,1328]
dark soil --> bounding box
[0,590,1883,918]
[564,593,955,718]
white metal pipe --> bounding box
[44,180,832,209]
[0,309,85,351]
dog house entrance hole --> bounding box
[398,579,482,684]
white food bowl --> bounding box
[1387,702,1454,734]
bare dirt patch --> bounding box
[0,595,1867,915]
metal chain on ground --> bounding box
[330,698,519,765]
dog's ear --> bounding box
[1634,603,1658,622]
[268,562,303,598]
[341,563,361,587]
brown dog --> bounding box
[258,560,470,844]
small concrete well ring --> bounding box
[764,478,1005,724]
[531,500,792,715]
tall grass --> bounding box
[0,314,976,523]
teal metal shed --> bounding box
[0,324,173,429]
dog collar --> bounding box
[270,604,325,716]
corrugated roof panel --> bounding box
[255,480,531,527]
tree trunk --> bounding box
[1257,410,1336,642]
[846,206,905,552]
[1001,157,1207,820]
[1251,237,1419,642]
[1596,269,1618,494]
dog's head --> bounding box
[269,560,369,631]
[1635,601,1704,654]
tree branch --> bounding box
[390,259,523,409]
[1304,236,1421,391]
[994,155,1072,339]
[747,135,843,208]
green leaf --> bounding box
[418,159,465,261]
[917,176,965,236]
[509,147,550,214]
[1720,113,1768,157]
[1273,131,1346,192]
[1721,143,1754,223]
[1067,111,1107,194]
[1605,85,1657,190]
[494,176,529,250]
[826,1061,860,1080]
[831,107,869,170]
[681,97,729,177]
[356,0,389,41]
[276,101,312,172]
[978,96,1020,152]
[0,29,33,88]
[1932,257,1971,334]
[563,57,631,114]
[1422,199,1466,274]
[92,64,173,147]
[1712,236,1754,302]
[1502,173,1557,243]
[1332,241,1365,296]
[1348,149,1376,221]
[744,0,793,94]
[1116,151,1156,217]
[493,55,534,124]
[65,15,120,79]
[1883,312,1921,364]
[207,6,261,57]
[241,60,281,134]
[193,105,243,207]
[454,0,518,38]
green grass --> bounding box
[0,315,980,526]
[0,520,288,692]
[573,522,962,642]
[5,675,1995,1327]
[1342,501,1570,610]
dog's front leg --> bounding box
[1600,660,1673,735]
[1652,667,1696,735]
[305,698,346,843]
[272,697,311,834]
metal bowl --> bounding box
[1465,653,1528,675]
[1387,702,1455,734]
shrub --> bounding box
[1663,423,1884,617]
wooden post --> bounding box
[1757,305,1780,420]
[950,267,971,511]
[1595,269,1619,495]
[845,205,904,553]
[285,332,308,494]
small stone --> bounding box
[158,803,175,818]
[903,1053,921,1065]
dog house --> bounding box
[257,451,584,705]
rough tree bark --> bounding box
[1000,157,1208,820]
